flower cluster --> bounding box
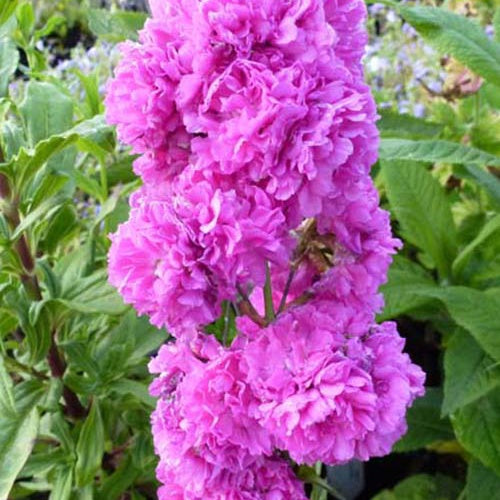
[106,0,425,497]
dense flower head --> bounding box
[239,302,424,465]
[105,0,426,497]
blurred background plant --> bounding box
[0,0,499,499]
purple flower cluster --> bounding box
[105,0,425,497]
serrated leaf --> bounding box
[453,390,500,476]
[428,287,500,362]
[466,460,500,500]
[382,161,457,278]
[398,5,500,87]
[379,139,500,166]
[378,256,437,320]
[394,388,454,452]
[0,407,39,499]
[443,330,500,415]
[75,401,104,487]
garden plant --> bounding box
[0,0,499,499]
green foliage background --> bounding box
[0,0,499,499]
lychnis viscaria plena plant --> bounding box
[105,0,425,497]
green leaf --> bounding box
[20,81,73,147]
[98,455,139,500]
[466,460,500,500]
[394,388,455,452]
[378,256,437,320]
[57,269,127,316]
[0,0,18,28]
[75,401,105,487]
[372,473,462,500]
[49,466,73,500]
[0,407,39,499]
[0,38,19,97]
[443,329,500,415]
[87,9,147,42]
[379,139,500,166]
[377,111,444,140]
[456,163,500,209]
[453,390,500,475]
[382,161,457,278]
[0,355,16,417]
[109,379,155,408]
[453,215,500,278]
[397,5,500,87]
[428,287,500,362]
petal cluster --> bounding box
[105,0,425,497]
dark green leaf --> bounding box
[466,460,500,500]
[372,473,462,500]
[379,256,437,320]
[453,390,500,475]
[443,330,500,415]
[394,388,455,452]
[109,379,155,408]
[98,455,139,500]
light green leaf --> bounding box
[379,139,500,166]
[372,473,462,500]
[0,407,39,499]
[0,0,18,28]
[379,256,437,320]
[453,215,500,278]
[398,5,500,87]
[0,355,16,417]
[456,163,500,209]
[0,38,19,97]
[109,379,155,408]
[382,161,457,279]
[57,269,127,316]
[75,401,105,487]
[453,390,500,476]
[394,388,455,452]
[443,330,500,415]
[466,460,500,500]
[378,111,444,140]
[87,9,147,42]
[20,81,73,147]
[49,467,73,500]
